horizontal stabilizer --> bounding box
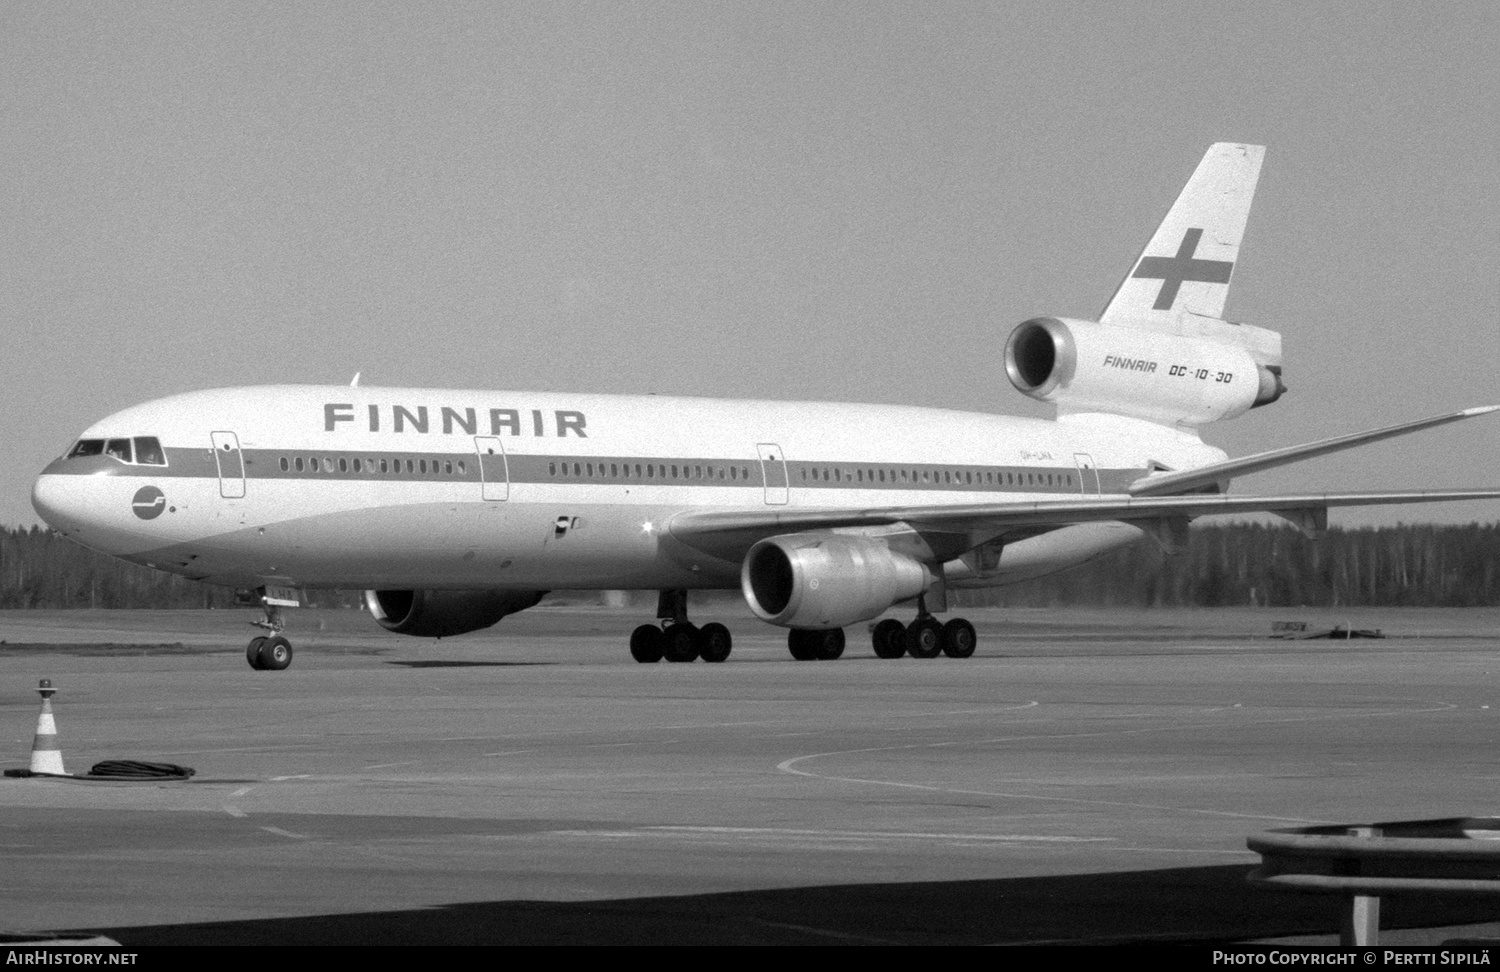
[1129,406,1500,496]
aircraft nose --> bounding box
[32,468,82,533]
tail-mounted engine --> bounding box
[1004,316,1284,427]
[364,588,545,638]
[742,534,933,629]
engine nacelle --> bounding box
[364,588,545,638]
[741,534,933,630]
[1004,316,1284,427]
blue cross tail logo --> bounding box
[1131,227,1234,311]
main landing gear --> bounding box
[786,605,977,662]
[786,628,845,661]
[246,603,294,671]
[788,597,977,662]
[629,590,733,664]
[868,598,977,660]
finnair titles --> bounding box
[323,403,589,438]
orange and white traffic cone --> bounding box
[29,679,66,776]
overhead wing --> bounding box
[1130,406,1500,496]
[669,489,1500,563]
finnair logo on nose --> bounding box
[132,486,166,520]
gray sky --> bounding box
[3,2,1496,529]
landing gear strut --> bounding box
[629,590,733,664]
[246,602,293,671]
[869,595,978,660]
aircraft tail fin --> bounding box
[1101,142,1264,325]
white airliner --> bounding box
[31,143,1499,670]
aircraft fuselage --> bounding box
[31,384,1221,592]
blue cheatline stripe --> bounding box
[46,447,1146,495]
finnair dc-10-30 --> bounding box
[31,143,1500,670]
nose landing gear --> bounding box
[246,601,294,671]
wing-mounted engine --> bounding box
[741,534,934,630]
[364,588,546,638]
[1004,315,1285,428]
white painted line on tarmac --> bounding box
[542,826,1111,845]
[747,918,898,944]
[647,826,1113,843]
[224,784,256,817]
[161,745,325,755]
[1112,847,1257,856]
[888,701,1042,719]
[260,826,307,840]
[774,699,1460,825]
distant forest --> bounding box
[2,522,1498,610]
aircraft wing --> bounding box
[1128,406,1500,496]
[668,489,1500,563]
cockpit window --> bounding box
[65,435,168,465]
[134,437,166,465]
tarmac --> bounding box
[3,603,1500,945]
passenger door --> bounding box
[757,443,789,505]
[1073,453,1100,495]
[211,431,246,499]
[474,436,510,501]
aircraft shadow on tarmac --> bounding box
[89,865,1500,945]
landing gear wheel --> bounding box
[941,618,977,658]
[246,636,268,670]
[872,619,907,659]
[814,628,845,660]
[905,617,943,659]
[258,635,293,671]
[787,629,818,661]
[630,624,665,663]
[697,622,732,663]
[663,623,700,662]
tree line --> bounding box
[956,521,1500,608]
[2,521,1498,610]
